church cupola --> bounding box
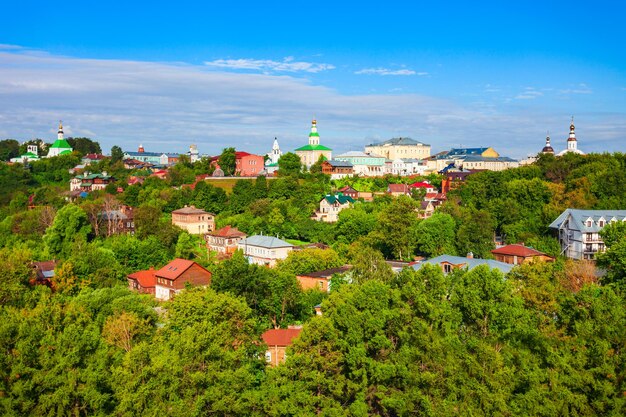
[308,119,320,146]
[567,117,577,151]
[542,132,554,154]
[57,121,64,140]
[138,144,145,153]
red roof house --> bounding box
[262,327,302,366]
[127,267,157,295]
[491,244,554,265]
[153,259,212,300]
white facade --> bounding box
[549,209,626,260]
[238,235,294,267]
[391,158,427,176]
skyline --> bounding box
[1,0,624,158]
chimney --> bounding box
[466,252,474,259]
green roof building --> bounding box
[295,119,332,167]
[47,121,73,158]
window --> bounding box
[265,351,272,362]
[599,220,605,227]
[443,264,452,273]
[586,220,592,227]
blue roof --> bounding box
[549,209,626,233]
[240,235,293,248]
[125,151,163,157]
[412,254,514,274]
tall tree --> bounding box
[277,152,302,177]
[218,147,237,176]
[110,145,124,163]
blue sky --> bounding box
[1,0,624,158]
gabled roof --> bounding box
[491,244,549,258]
[323,194,354,205]
[154,259,209,280]
[387,183,410,193]
[325,160,353,168]
[298,265,352,279]
[262,328,302,347]
[335,151,384,158]
[462,155,518,163]
[409,181,433,189]
[367,137,429,147]
[295,144,332,151]
[338,185,358,193]
[172,205,212,215]
[412,254,514,274]
[240,235,293,249]
[444,147,490,157]
[128,268,156,288]
[209,225,247,238]
[549,209,626,232]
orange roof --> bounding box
[262,328,302,347]
[210,225,247,238]
[155,259,196,280]
[128,268,156,288]
[491,244,548,258]
[387,184,409,193]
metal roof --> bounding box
[549,209,626,233]
[412,254,514,274]
[239,235,293,248]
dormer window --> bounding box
[599,220,605,227]
[586,219,593,227]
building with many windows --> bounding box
[549,209,626,259]
[172,205,215,234]
[238,235,294,267]
[365,137,431,160]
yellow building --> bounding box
[365,137,431,160]
[295,120,332,168]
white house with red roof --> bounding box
[206,225,247,255]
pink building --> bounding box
[235,152,265,176]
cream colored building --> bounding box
[295,120,332,168]
[171,205,215,234]
[312,194,354,223]
[365,137,430,160]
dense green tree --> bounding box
[0,139,20,161]
[277,152,302,177]
[218,147,237,176]
[371,195,419,259]
[110,145,123,163]
[277,248,343,275]
[415,212,457,256]
[596,221,626,287]
[67,137,102,155]
[43,204,92,257]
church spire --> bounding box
[541,131,554,154]
[308,119,320,146]
[57,120,64,140]
[567,116,577,152]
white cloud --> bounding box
[559,83,593,95]
[515,88,544,100]
[355,67,419,76]
[203,57,335,73]
[0,49,622,159]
